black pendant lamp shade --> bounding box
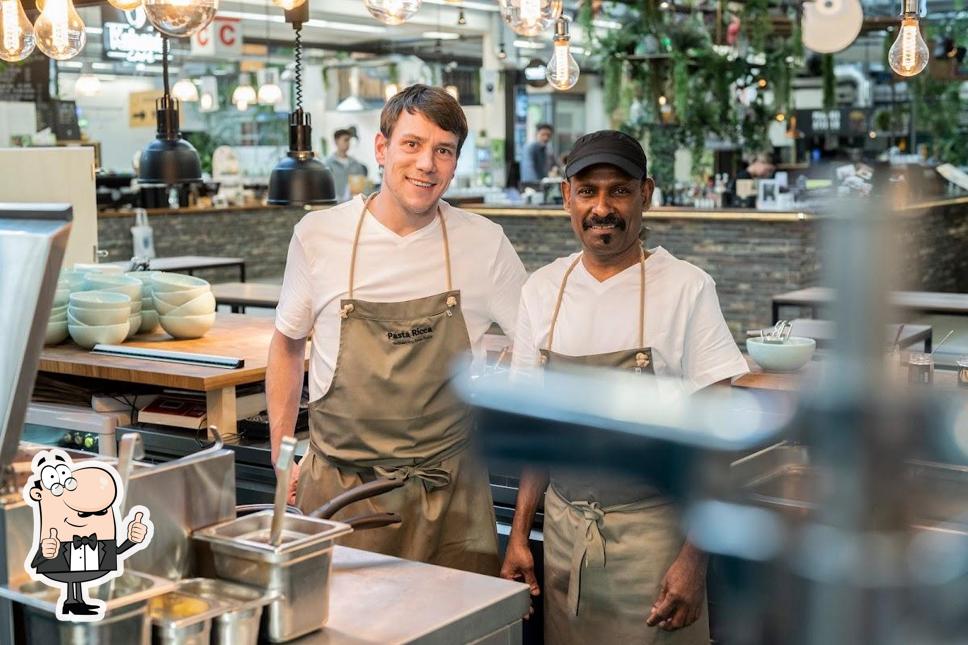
[267,108,335,205]
[139,37,202,185]
[267,3,336,206]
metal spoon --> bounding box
[931,330,955,355]
[270,437,297,546]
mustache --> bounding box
[582,214,626,230]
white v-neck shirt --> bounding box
[276,195,527,400]
[510,247,748,393]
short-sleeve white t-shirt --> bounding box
[510,247,748,393]
[276,195,528,400]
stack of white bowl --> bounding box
[151,273,216,339]
[45,280,70,345]
[84,273,143,339]
[67,291,132,349]
[125,271,160,333]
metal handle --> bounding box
[308,478,406,519]
[343,512,401,531]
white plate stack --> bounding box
[151,273,216,339]
[126,271,161,333]
[84,273,143,339]
[45,280,70,345]
[67,291,132,349]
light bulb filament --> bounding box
[554,41,568,84]
[901,22,917,71]
[2,0,17,52]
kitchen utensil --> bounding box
[931,329,955,355]
[270,437,296,546]
[175,578,271,645]
[907,352,933,384]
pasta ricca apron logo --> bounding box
[386,325,434,345]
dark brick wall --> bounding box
[491,215,819,341]
[98,207,306,283]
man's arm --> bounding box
[267,330,308,502]
[647,377,731,631]
[500,468,550,606]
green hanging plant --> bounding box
[821,54,835,111]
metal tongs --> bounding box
[757,320,793,344]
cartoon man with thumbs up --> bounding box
[23,449,153,622]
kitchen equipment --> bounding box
[746,336,816,372]
[23,401,129,456]
[148,590,220,645]
[907,351,934,384]
[270,437,296,546]
[7,570,175,645]
[176,578,270,645]
[193,511,352,642]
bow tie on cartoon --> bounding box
[72,534,98,548]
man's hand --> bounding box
[500,540,540,618]
[646,545,707,631]
[128,512,148,543]
[286,461,300,506]
[41,528,60,559]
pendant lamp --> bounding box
[267,1,335,206]
[139,36,202,185]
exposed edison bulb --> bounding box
[34,0,85,60]
[888,18,929,77]
[363,0,421,25]
[172,78,199,102]
[0,0,34,62]
[545,19,578,91]
[499,0,560,37]
[107,0,144,11]
[271,0,305,9]
[144,0,217,38]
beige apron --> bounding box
[296,195,499,576]
[539,251,710,645]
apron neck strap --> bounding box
[545,247,647,353]
[348,194,453,299]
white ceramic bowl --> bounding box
[74,263,122,275]
[126,313,142,339]
[159,312,216,339]
[84,274,142,301]
[68,322,129,349]
[53,287,70,307]
[45,320,68,345]
[49,304,68,320]
[156,291,216,317]
[152,285,211,309]
[150,272,210,293]
[58,270,87,291]
[746,337,816,373]
[68,306,130,326]
[69,291,131,310]
[139,310,160,333]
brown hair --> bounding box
[380,84,468,156]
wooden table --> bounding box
[212,282,281,313]
[38,314,307,434]
[771,287,968,323]
[107,255,247,282]
[785,319,933,351]
[732,356,961,392]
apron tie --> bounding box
[566,500,607,617]
[373,462,452,491]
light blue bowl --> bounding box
[746,336,816,373]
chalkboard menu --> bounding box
[0,57,51,103]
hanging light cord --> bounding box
[162,37,170,97]
[294,26,303,111]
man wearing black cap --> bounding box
[501,130,747,644]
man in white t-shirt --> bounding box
[500,130,748,643]
[268,85,526,575]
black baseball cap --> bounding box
[565,130,648,180]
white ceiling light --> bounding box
[172,78,199,101]
[258,68,284,105]
[422,31,459,40]
[513,39,546,50]
[232,72,257,110]
[74,69,101,96]
[337,67,365,112]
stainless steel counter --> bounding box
[295,546,529,644]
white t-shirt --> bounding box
[276,195,527,400]
[510,247,748,393]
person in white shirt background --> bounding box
[267,84,527,576]
[500,130,749,643]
